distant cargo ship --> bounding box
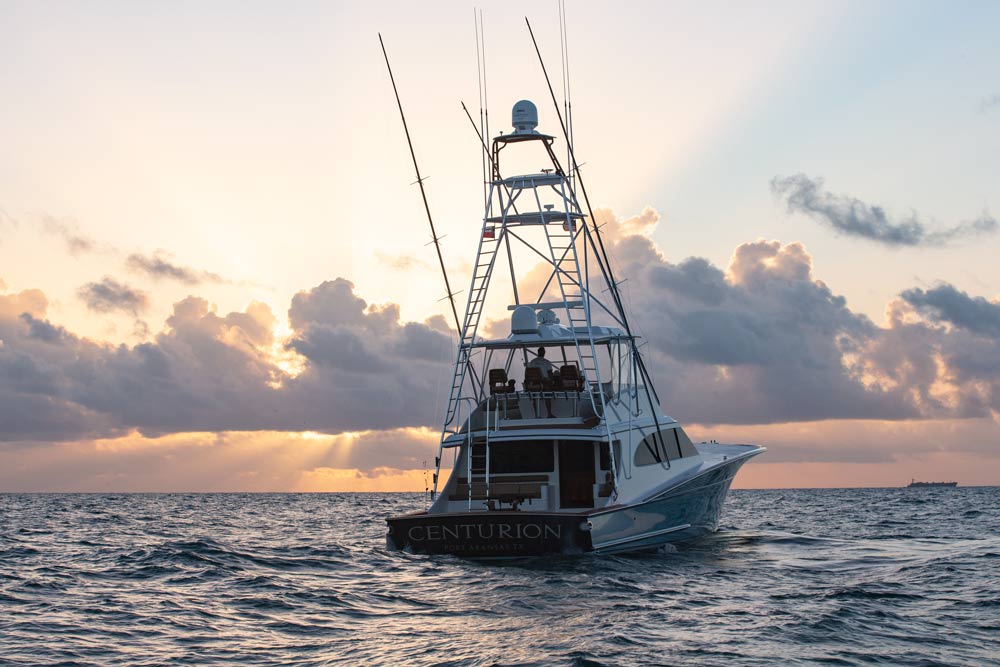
[906,479,958,488]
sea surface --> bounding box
[1,488,997,667]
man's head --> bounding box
[537,347,546,358]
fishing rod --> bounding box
[474,9,492,214]
[378,33,462,335]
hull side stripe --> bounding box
[592,523,691,551]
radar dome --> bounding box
[512,100,538,134]
[511,305,539,334]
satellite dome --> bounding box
[537,308,559,325]
[511,305,538,334]
[512,100,539,134]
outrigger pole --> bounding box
[378,33,462,334]
[382,34,491,499]
[525,17,671,465]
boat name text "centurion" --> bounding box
[408,523,561,541]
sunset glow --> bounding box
[2,1,998,491]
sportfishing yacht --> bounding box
[384,93,764,557]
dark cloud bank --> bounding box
[2,212,999,454]
[772,174,997,247]
[0,278,453,444]
[609,227,999,425]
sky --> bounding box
[1,0,998,491]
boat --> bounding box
[382,87,764,557]
[906,479,958,488]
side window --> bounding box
[673,427,698,458]
[634,431,668,466]
[633,428,694,466]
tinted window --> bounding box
[634,430,673,466]
[674,427,697,458]
[634,428,695,466]
[489,440,555,473]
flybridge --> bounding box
[442,99,616,427]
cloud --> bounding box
[901,284,1000,338]
[861,283,1000,418]
[40,214,102,256]
[0,428,438,492]
[981,94,1000,113]
[598,205,660,243]
[771,173,997,246]
[5,210,244,292]
[0,277,453,442]
[77,277,149,316]
[0,209,17,234]
[517,207,1000,426]
[621,238,917,424]
[2,215,999,458]
[1,188,996,491]
[125,251,227,285]
[1,287,278,441]
[2,418,994,491]
[375,252,432,271]
[280,279,454,430]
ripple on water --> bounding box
[0,488,998,667]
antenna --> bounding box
[558,0,573,189]
[474,9,487,210]
[561,0,576,190]
[378,33,462,334]
[480,10,491,154]
[461,101,494,169]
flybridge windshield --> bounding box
[473,329,629,350]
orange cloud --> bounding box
[0,428,440,492]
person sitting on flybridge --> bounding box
[525,347,556,418]
[526,347,554,380]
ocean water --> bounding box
[1,488,997,667]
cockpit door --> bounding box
[558,440,596,509]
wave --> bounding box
[1,489,997,667]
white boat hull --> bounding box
[588,447,759,553]
[387,445,761,557]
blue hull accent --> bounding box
[588,456,753,554]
